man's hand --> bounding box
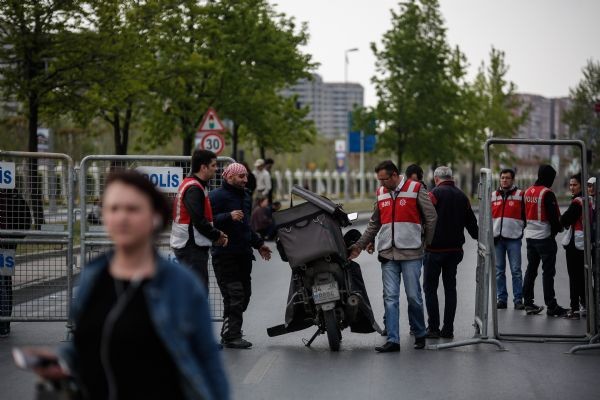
[348,245,362,260]
[258,245,272,261]
[366,242,375,254]
[214,231,228,247]
[230,210,244,221]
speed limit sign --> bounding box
[199,132,225,155]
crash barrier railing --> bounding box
[485,139,594,343]
[568,172,600,354]
[79,155,235,322]
[0,151,75,328]
[427,168,505,351]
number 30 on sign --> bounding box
[199,132,225,155]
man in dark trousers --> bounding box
[0,188,32,337]
[171,149,228,289]
[210,162,272,349]
[559,172,587,319]
[424,166,478,339]
[522,164,567,317]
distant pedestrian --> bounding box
[30,170,230,400]
[264,158,275,203]
[170,149,228,290]
[560,173,588,319]
[349,160,437,352]
[250,195,274,240]
[522,165,568,317]
[0,188,32,337]
[424,166,478,340]
[253,159,271,198]
[491,168,526,310]
[210,163,272,349]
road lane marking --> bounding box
[242,353,278,385]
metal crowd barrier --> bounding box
[427,168,505,351]
[79,155,235,322]
[0,151,75,327]
[485,139,594,343]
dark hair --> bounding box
[374,160,399,176]
[191,149,217,174]
[264,158,274,165]
[570,172,582,184]
[500,168,515,179]
[405,164,423,181]
[104,170,171,231]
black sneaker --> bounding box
[222,338,253,349]
[497,301,508,309]
[439,330,454,339]
[375,341,400,353]
[514,301,525,310]
[563,310,580,320]
[414,336,426,349]
[525,304,544,315]
[426,328,440,339]
[547,305,569,318]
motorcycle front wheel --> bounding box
[324,309,340,351]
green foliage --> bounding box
[371,0,470,170]
[563,60,600,169]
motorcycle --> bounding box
[267,186,381,351]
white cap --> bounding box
[254,158,265,167]
[588,177,596,185]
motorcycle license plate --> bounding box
[312,282,340,304]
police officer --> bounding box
[492,168,526,310]
[170,149,228,290]
[522,164,567,317]
[349,160,437,352]
[560,173,587,319]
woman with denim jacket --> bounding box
[30,170,229,400]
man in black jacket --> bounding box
[522,164,567,317]
[170,150,228,290]
[210,162,272,349]
[423,166,478,339]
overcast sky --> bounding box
[268,0,600,107]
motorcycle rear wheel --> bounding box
[324,309,340,351]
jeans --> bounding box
[423,251,464,334]
[494,238,523,304]
[523,238,558,308]
[174,243,210,291]
[381,258,426,344]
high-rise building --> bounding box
[281,74,364,138]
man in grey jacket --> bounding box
[350,160,437,352]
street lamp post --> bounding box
[344,47,358,203]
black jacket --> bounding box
[182,176,221,246]
[209,182,263,257]
[427,181,478,252]
[532,165,562,237]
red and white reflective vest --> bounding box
[376,178,423,251]
[170,177,214,249]
[491,188,525,239]
[561,196,585,250]
[524,185,559,240]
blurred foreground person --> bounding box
[31,170,229,400]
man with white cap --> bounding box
[253,158,271,197]
[210,162,272,349]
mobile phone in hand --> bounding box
[12,347,59,370]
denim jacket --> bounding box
[59,252,230,400]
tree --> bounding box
[371,0,469,170]
[563,60,600,169]
[143,0,315,156]
[68,0,156,155]
[465,47,529,194]
[0,1,91,226]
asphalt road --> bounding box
[0,222,598,400]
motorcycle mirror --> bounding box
[347,212,358,221]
